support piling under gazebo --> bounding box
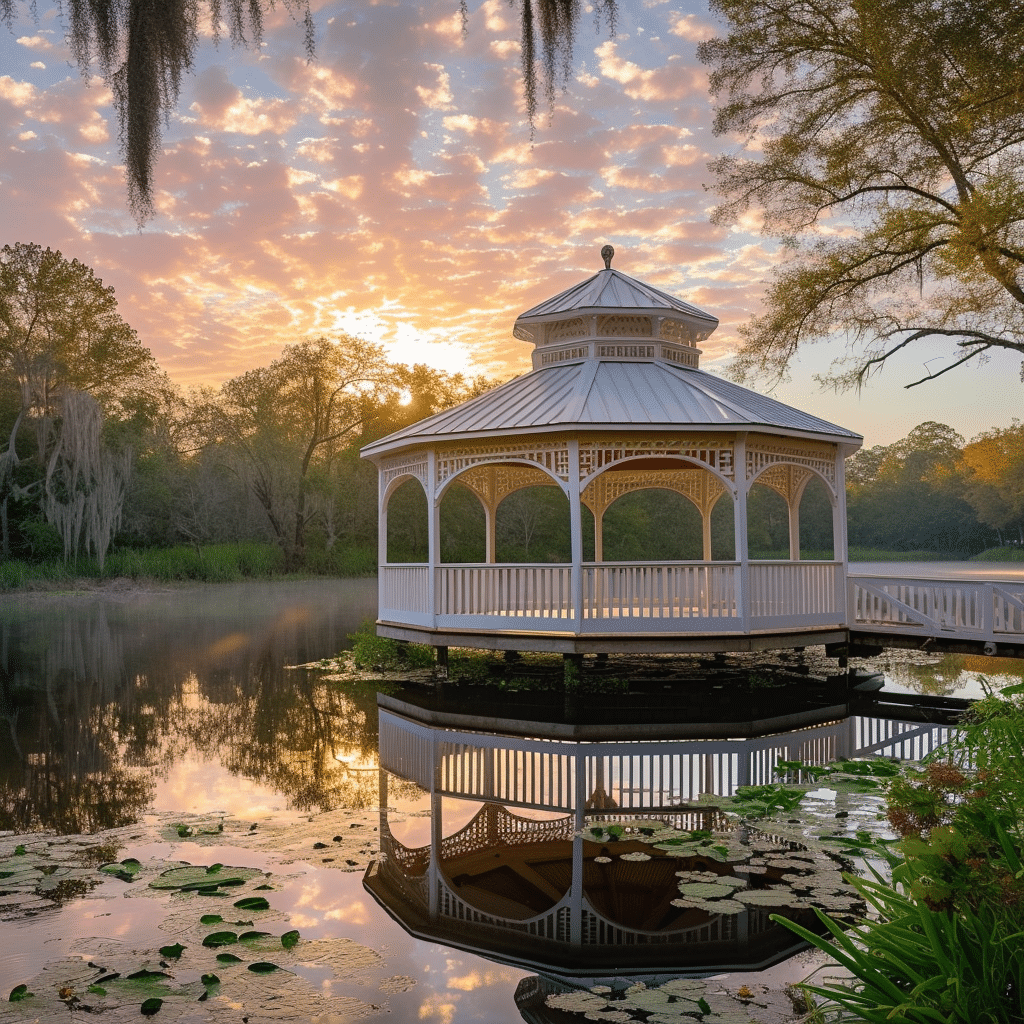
[361,248,863,661]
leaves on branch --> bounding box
[700,0,1024,388]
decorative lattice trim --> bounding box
[540,345,590,366]
[661,344,700,368]
[582,468,727,515]
[547,317,588,342]
[751,463,815,503]
[455,463,556,507]
[437,440,571,484]
[381,453,429,491]
[597,314,653,337]
[596,343,656,358]
[579,439,735,482]
[746,440,836,490]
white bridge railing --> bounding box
[379,560,845,634]
[848,575,1024,645]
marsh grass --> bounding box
[0,541,380,589]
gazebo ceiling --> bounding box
[362,357,862,458]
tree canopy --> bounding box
[1,0,615,222]
[699,0,1024,389]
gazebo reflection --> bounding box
[363,695,951,978]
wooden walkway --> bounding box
[848,563,1024,657]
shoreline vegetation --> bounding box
[1,542,1021,593]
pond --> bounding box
[1,579,1022,1022]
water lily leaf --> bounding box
[201,974,219,986]
[247,962,279,973]
[127,970,172,981]
[238,931,271,942]
[149,865,262,891]
[100,859,142,882]
[206,864,223,874]
[215,953,242,963]
[14,846,26,856]
[200,915,223,925]
[140,997,163,1015]
[281,930,299,950]
[158,944,184,959]
[202,931,238,948]
[87,984,107,995]
[8,984,34,1002]
[233,897,271,911]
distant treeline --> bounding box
[2,246,1020,576]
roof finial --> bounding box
[601,244,614,270]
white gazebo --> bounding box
[361,248,863,659]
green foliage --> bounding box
[701,0,1024,389]
[779,693,1024,1022]
[347,622,433,670]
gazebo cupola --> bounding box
[361,247,862,658]
[516,244,717,372]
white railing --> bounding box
[382,560,845,634]
[436,563,572,619]
[749,561,841,627]
[848,575,1024,644]
[378,709,945,809]
[582,563,738,621]
[379,564,430,624]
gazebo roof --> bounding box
[361,358,862,458]
[362,249,862,460]
[515,267,719,325]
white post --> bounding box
[378,468,388,616]
[788,492,801,561]
[568,440,584,630]
[834,449,849,623]
[733,434,750,631]
[427,451,439,626]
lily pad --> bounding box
[149,864,263,892]
[200,914,223,925]
[100,859,142,882]
[281,930,299,950]
[140,997,163,1015]
[8,984,34,1002]
[201,931,238,948]
[215,953,243,963]
[233,896,271,911]
[246,962,280,973]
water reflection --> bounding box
[365,693,958,1010]
[0,580,378,833]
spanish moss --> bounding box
[3,0,615,222]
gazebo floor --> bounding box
[376,619,847,655]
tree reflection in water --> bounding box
[0,580,382,833]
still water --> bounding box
[0,579,1021,1022]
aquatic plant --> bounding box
[776,686,1024,1023]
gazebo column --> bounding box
[834,451,850,621]
[733,434,750,631]
[593,509,604,563]
[484,505,496,563]
[427,451,440,632]
[568,440,584,628]
[702,511,713,561]
[788,497,801,561]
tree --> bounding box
[845,421,985,552]
[210,335,394,571]
[699,0,1024,389]
[0,243,163,557]
[959,421,1024,543]
[1,0,614,223]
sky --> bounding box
[0,0,1020,449]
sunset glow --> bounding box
[1,0,1019,446]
